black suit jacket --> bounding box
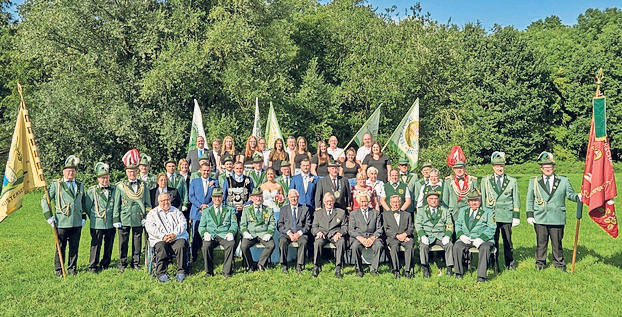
[150,187,181,209]
[382,210,413,239]
[186,148,216,173]
[315,176,351,211]
[348,208,383,240]
[311,208,347,239]
[277,203,312,235]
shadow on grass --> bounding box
[514,244,622,270]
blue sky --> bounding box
[7,0,620,30]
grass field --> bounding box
[1,172,621,316]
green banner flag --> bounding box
[252,97,262,138]
[264,102,283,150]
[187,99,207,152]
[387,98,419,170]
[353,105,381,146]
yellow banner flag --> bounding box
[0,83,46,223]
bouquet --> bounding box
[274,193,285,207]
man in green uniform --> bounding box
[276,160,293,198]
[452,189,496,282]
[84,162,116,273]
[397,157,418,212]
[138,153,156,190]
[381,169,411,213]
[42,155,86,276]
[245,153,266,187]
[442,161,479,219]
[239,188,276,271]
[481,152,520,270]
[415,190,454,278]
[113,155,152,273]
[416,168,443,208]
[217,155,235,187]
[412,160,431,209]
[165,159,188,215]
[199,188,238,278]
[526,151,581,272]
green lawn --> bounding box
[0,173,621,316]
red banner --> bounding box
[581,122,618,238]
[447,146,466,167]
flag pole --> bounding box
[17,83,66,279]
[336,104,382,158]
[382,99,416,152]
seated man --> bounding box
[144,193,189,283]
[277,189,312,274]
[349,192,383,277]
[240,188,276,272]
[415,190,454,278]
[199,188,237,278]
[382,195,414,279]
[311,192,347,279]
[453,189,496,282]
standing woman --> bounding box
[362,142,392,183]
[341,148,361,187]
[366,167,385,207]
[290,136,312,175]
[268,138,289,176]
[311,141,333,177]
[220,135,238,166]
[243,135,259,171]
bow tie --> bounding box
[457,177,464,181]
[393,211,400,215]
[101,186,110,190]
[129,181,137,184]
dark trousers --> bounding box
[153,239,188,276]
[494,222,514,267]
[351,238,383,271]
[240,237,275,268]
[535,224,565,269]
[191,220,202,261]
[419,239,454,267]
[279,235,308,267]
[387,237,414,272]
[89,228,115,270]
[55,227,81,275]
[453,240,494,279]
[202,236,236,275]
[313,237,346,268]
[118,226,142,268]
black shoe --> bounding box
[455,274,463,280]
[370,269,378,276]
[68,269,77,276]
[394,271,400,279]
[535,264,544,271]
[335,268,343,279]
[356,270,364,277]
[176,273,186,282]
[508,264,516,271]
[257,264,266,271]
[204,272,214,278]
[118,266,125,274]
[55,271,63,277]
[477,277,486,283]
[312,266,320,277]
[423,266,430,278]
[222,273,232,278]
[404,271,412,279]
[296,265,303,275]
[247,265,256,273]
[281,265,288,273]
[89,268,98,274]
[447,267,454,277]
[559,266,567,273]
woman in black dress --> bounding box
[341,147,360,187]
[290,136,312,175]
[220,135,238,165]
[243,135,259,169]
[362,141,392,183]
[311,141,333,177]
[268,138,289,175]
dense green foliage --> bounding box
[0,1,620,177]
[1,173,621,315]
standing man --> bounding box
[290,158,318,211]
[327,135,345,163]
[315,159,351,211]
[218,155,235,186]
[276,160,293,198]
[113,152,152,273]
[443,160,479,219]
[311,193,348,278]
[381,169,411,213]
[416,169,443,208]
[257,138,271,168]
[138,153,156,190]
[223,161,254,220]
[42,155,86,276]
[187,135,215,173]
[166,159,188,213]
[526,151,580,272]
[212,138,222,172]
[145,193,189,283]
[240,188,276,272]
[415,191,454,278]
[398,157,419,212]
[190,154,219,181]
[245,153,266,187]
[188,162,219,263]
[199,188,237,278]
[285,136,297,160]
[383,195,414,279]
[355,133,373,165]
[349,192,384,277]
[481,151,520,270]
[277,189,311,274]
[453,189,496,282]
[413,160,432,204]
[84,162,116,273]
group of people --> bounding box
[42,133,581,284]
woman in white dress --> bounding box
[258,168,284,263]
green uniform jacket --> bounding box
[218,172,233,190]
[275,175,292,198]
[198,204,238,239]
[526,174,579,225]
[240,204,276,237]
[84,185,116,229]
[415,205,453,243]
[41,179,86,228]
[455,206,495,241]
[418,183,444,208]
[401,173,418,212]
[481,174,520,223]
[245,169,266,188]
[140,174,157,190]
[412,177,424,208]
[384,181,409,211]
[112,179,152,227]
[442,175,479,217]
[168,173,188,207]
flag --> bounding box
[580,96,618,238]
[264,102,283,150]
[0,83,46,223]
[387,99,419,169]
[187,99,207,152]
[252,97,262,138]
[353,104,381,146]
[447,145,466,167]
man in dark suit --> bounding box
[311,192,347,279]
[290,158,318,211]
[314,159,351,211]
[188,162,219,262]
[277,189,312,274]
[382,195,414,279]
[187,136,216,173]
[349,191,383,277]
[150,173,181,209]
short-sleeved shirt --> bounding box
[327,147,345,161]
[363,154,391,183]
[356,146,372,162]
[341,161,361,179]
[312,154,334,177]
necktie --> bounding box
[364,210,369,223]
[67,181,75,195]
[431,208,437,217]
[303,175,308,192]
[470,209,477,225]
[496,175,502,191]
[171,174,175,184]
[198,149,203,158]
[332,178,337,189]
[545,176,551,193]
[292,207,297,231]
[286,177,290,188]
[256,207,262,219]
